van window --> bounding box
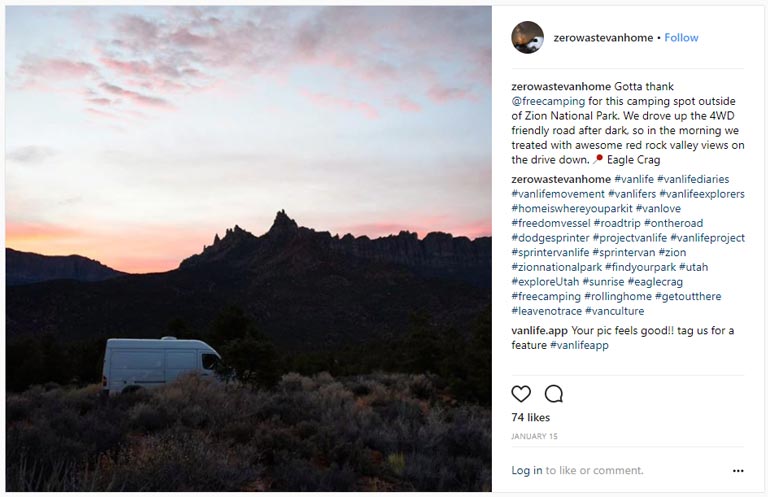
[166,351,196,369]
[112,351,163,369]
[202,354,219,370]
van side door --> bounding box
[110,350,164,390]
[165,349,197,383]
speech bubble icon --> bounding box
[545,384,563,403]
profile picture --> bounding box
[512,21,544,54]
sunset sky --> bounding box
[5,6,491,273]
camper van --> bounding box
[102,337,221,395]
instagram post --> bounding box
[3,1,767,495]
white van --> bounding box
[102,337,221,395]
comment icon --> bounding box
[544,384,563,403]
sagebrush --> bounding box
[7,372,490,491]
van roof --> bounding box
[106,338,219,355]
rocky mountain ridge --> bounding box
[6,248,124,286]
[182,210,490,287]
[6,211,491,347]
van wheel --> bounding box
[122,385,144,394]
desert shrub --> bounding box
[278,371,305,392]
[313,371,335,386]
[440,407,492,460]
[408,374,435,400]
[295,420,320,438]
[107,430,258,491]
[152,378,216,425]
[307,422,367,470]
[128,402,174,432]
[363,381,396,408]
[403,452,490,491]
[349,382,371,397]
[7,372,490,492]
[107,385,151,410]
[62,383,102,414]
[374,397,424,425]
[316,381,354,410]
[400,452,456,490]
[6,395,34,423]
[271,459,357,491]
[279,371,317,393]
[219,419,256,444]
[6,384,129,492]
[8,405,85,464]
[179,404,209,428]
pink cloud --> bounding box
[11,8,490,123]
[114,14,160,50]
[99,50,203,88]
[365,63,398,81]
[395,95,421,112]
[427,84,475,103]
[69,7,102,32]
[302,90,379,120]
[125,78,185,93]
[470,47,491,86]
[88,97,115,106]
[86,107,119,119]
[170,28,213,47]
[13,53,177,119]
[18,56,98,79]
[99,82,173,109]
[100,56,154,77]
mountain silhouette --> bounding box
[6,248,125,286]
[181,210,490,288]
[6,211,490,348]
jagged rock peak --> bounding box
[226,224,246,234]
[268,209,299,235]
[205,225,255,251]
[222,224,252,237]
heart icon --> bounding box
[511,385,531,403]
